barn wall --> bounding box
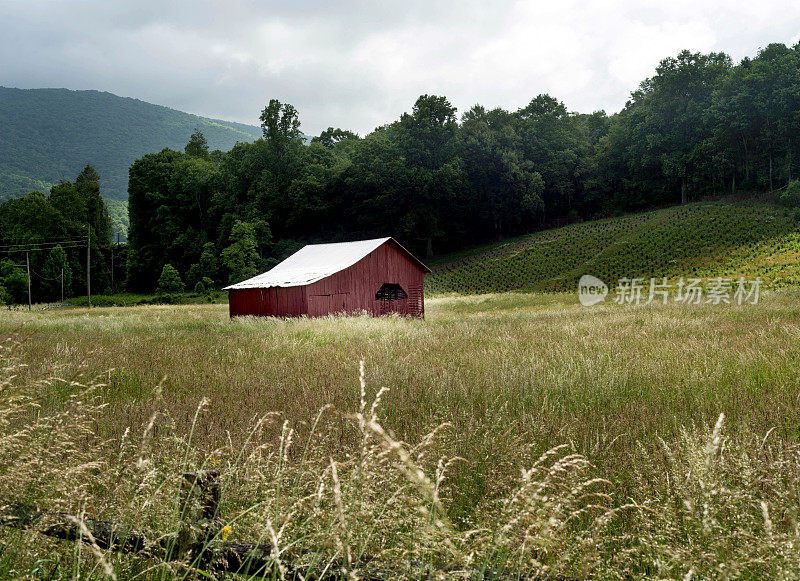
[228,285,307,317]
[304,241,425,317]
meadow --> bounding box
[2,291,800,579]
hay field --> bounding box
[2,292,800,578]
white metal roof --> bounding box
[224,237,394,290]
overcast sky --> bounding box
[1,0,799,135]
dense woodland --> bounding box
[127,44,800,292]
[0,165,118,303]
[0,43,798,300]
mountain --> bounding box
[427,198,800,294]
[0,87,263,201]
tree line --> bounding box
[1,43,798,301]
[126,43,800,293]
[0,165,119,304]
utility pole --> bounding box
[61,267,64,303]
[25,251,31,311]
[111,234,114,293]
[87,225,91,309]
[114,232,120,293]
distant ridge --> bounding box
[0,87,263,201]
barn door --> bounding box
[309,292,349,316]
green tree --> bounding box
[312,127,359,148]
[778,180,800,207]
[221,221,260,283]
[41,244,72,301]
[629,51,732,204]
[0,260,28,304]
[459,105,544,237]
[198,242,220,283]
[407,95,464,256]
[156,263,185,294]
[0,191,67,244]
[127,149,216,291]
[76,164,112,246]
[253,100,307,237]
[513,95,586,219]
[185,129,210,159]
[707,44,800,193]
[260,99,303,148]
[48,166,112,293]
[197,276,216,301]
[75,164,100,186]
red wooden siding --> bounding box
[227,240,426,318]
[304,241,425,317]
[228,285,307,318]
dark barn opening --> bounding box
[375,283,408,301]
[376,283,408,315]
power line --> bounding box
[0,243,87,249]
[0,239,87,246]
[0,233,120,307]
[4,243,86,248]
[31,268,62,282]
[0,238,88,250]
[0,244,87,255]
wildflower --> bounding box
[221,525,232,541]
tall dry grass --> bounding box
[1,292,800,578]
[0,335,607,578]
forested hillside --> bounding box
[126,43,800,293]
[0,87,262,201]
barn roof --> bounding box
[224,237,430,290]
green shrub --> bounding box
[778,179,800,207]
[6,272,27,303]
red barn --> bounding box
[224,237,430,318]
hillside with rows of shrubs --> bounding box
[427,195,800,294]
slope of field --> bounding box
[427,198,800,294]
[0,87,263,201]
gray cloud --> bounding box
[1,0,798,135]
